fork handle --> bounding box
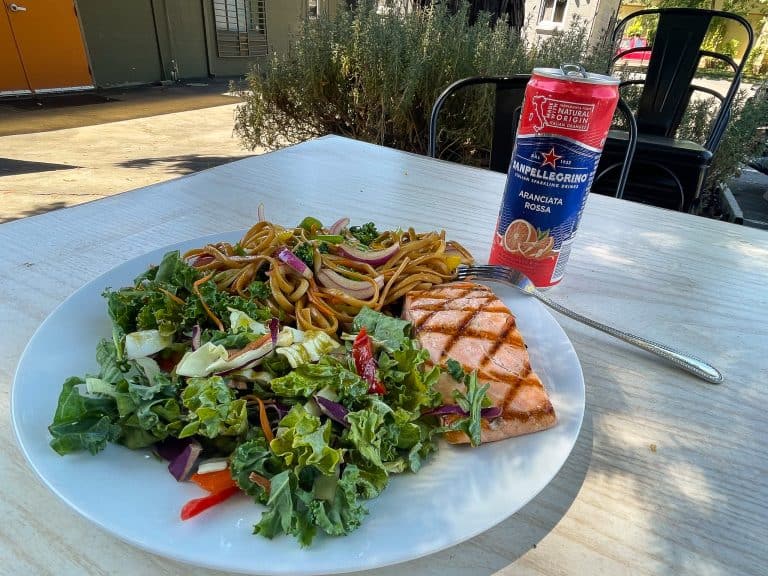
[535,293,724,384]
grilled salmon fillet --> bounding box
[403,281,556,443]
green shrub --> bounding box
[234,0,766,217]
[705,85,768,186]
[233,1,610,165]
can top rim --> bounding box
[533,66,620,85]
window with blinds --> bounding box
[213,0,267,58]
[539,0,567,24]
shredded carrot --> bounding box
[157,286,186,306]
[248,471,271,493]
[192,273,225,332]
[227,333,271,360]
[190,468,237,493]
[256,397,274,443]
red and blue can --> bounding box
[489,65,619,287]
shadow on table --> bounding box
[0,158,79,177]
[117,154,253,175]
[549,231,764,575]
[1,201,70,224]
[361,410,595,576]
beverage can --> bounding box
[489,64,620,287]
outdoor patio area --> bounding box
[1,4,767,575]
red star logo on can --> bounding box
[540,147,562,169]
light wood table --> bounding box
[1,135,766,575]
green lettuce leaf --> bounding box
[105,251,271,339]
[202,329,261,349]
[95,339,129,385]
[349,460,389,499]
[254,469,294,539]
[179,376,248,439]
[89,342,183,447]
[344,402,390,470]
[269,360,368,401]
[48,377,122,455]
[270,405,343,476]
[183,277,271,329]
[378,340,441,413]
[230,436,284,500]
[152,250,201,292]
[352,307,412,352]
[253,470,317,547]
[309,465,368,536]
[49,416,122,456]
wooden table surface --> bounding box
[1,135,766,575]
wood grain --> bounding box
[1,135,766,575]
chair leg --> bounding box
[614,99,637,200]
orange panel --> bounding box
[0,9,29,93]
[3,0,92,91]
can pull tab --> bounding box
[560,63,588,78]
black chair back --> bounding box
[596,8,754,211]
[428,76,529,173]
[428,75,637,200]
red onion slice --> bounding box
[154,437,193,461]
[329,217,350,235]
[337,242,399,266]
[316,269,384,300]
[168,440,203,481]
[275,246,313,279]
[191,325,202,350]
[423,404,503,420]
[314,395,349,427]
[480,406,503,420]
[268,317,280,348]
[422,404,465,417]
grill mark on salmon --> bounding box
[403,281,556,443]
[483,315,515,365]
[440,295,494,362]
[489,404,555,424]
[410,284,498,362]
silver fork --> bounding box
[455,265,723,384]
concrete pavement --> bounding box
[0,80,243,137]
[0,82,260,223]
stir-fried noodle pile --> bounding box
[184,219,474,334]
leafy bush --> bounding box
[705,85,768,185]
[234,0,766,218]
[234,1,610,165]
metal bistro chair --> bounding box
[593,8,754,212]
[428,75,637,200]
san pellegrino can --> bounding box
[489,64,620,287]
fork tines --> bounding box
[455,265,522,283]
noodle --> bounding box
[182,218,474,334]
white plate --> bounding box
[12,232,585,575]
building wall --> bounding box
[76,0,335,88]
[265,0,341,57]
[263,0,306,58]
[76,0,163,87]
[162,0,210,80]
[524,0,621,53]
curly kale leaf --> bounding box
[348,222,379,246]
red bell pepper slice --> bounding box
[180,485,239,521]
[352,327,386,395]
